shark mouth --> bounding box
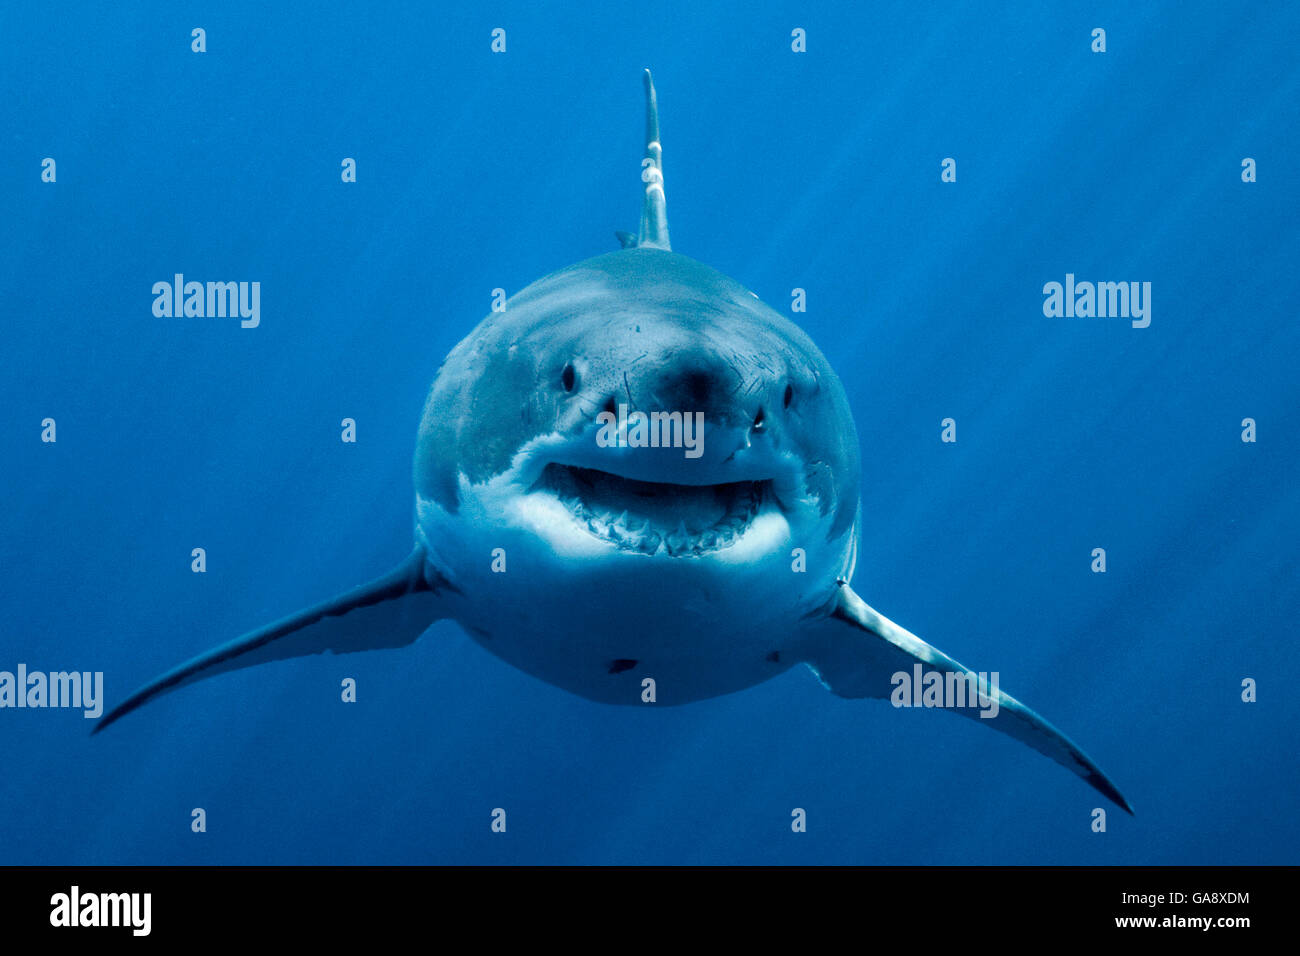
[538,463,772,556]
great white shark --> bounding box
[97,71,1132,815]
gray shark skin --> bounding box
[96,71,1132,816]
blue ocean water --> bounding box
[2,1,1297,865]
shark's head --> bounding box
[415,247,860,588]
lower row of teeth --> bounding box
[558,494,760,555]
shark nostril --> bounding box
[783,383,794,409]
[601,394,618,416]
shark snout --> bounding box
[595,353,789,442]
[644,359,742,427]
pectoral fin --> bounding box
[93,547,451,734]
[804,582,1133,814]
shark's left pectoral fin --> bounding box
[93,547,451,734]
[804,583,1133,814]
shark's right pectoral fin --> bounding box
[804,582,1133,814]
[93,547,452,734]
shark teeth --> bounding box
[665,520,691,557]
[537,464,767,557]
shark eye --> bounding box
[561,363,577,392]
[752,407,766,432]
[783,383,794,408]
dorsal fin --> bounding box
[637,69,671,251]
